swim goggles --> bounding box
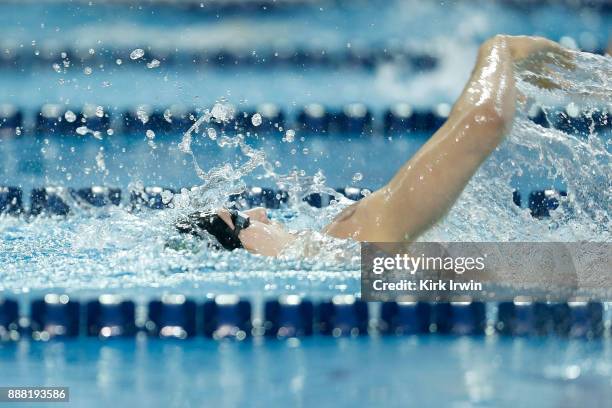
[176,208,251,250]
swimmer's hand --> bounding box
[503,36,574,66]
[497,35,575,90]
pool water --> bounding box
[0,132,431,195]
[1,1,611,407]
[1,336,611,407]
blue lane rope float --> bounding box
[203,295,253,340]
[87,296,137,338]
[0,103,608,138]
[316,295,369,336]
[130,187,177,210]
[0,298,19,341]
[0,295,608,341]
[0,187,23,215]
[0,186,569,217]
[1,34,608,73]
[431,301,487,335]
[148,295,198,339]
[30,187,72,216]
[264,295,314,338]
[497,300,605,338]
[0,104,22,137]
[30,294,81,339]
[0,44,440,72]
[379,301,432,335]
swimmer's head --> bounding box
[176,209,250,250]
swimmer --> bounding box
[177,35,575,257]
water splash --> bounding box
[175,50,610,246]
[0,49,609,294]
[176,102,268,211]
[424,49,611,242]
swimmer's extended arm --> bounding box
[324,35,572,242]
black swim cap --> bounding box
[176,209,250,251]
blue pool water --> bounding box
[1,1,611,407]
[1,336,611,407]
[0,132,430,194]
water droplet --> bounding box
[251,113,262,127]
[84,66,93,75]
[207,127,217,140]
[146,129,155,139]
[302,148,309,155]
[285,129,295,142]
[130,48,145,60]
[95,150,106,171]
[116,58,123,65]
[52,63,61,73]
[95,106,104,118]
[161,190,174,204]
[178,138,190,153]
[313,170,326,184]
[64,110,77,123]
[352,172,363,182]
[76,126,88,135]
[211,103,235,123]
[61,52,67,59]
[106,128,114,136]
[146,59,160,69]
[88,48,95,55]
[136,106,149,124]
